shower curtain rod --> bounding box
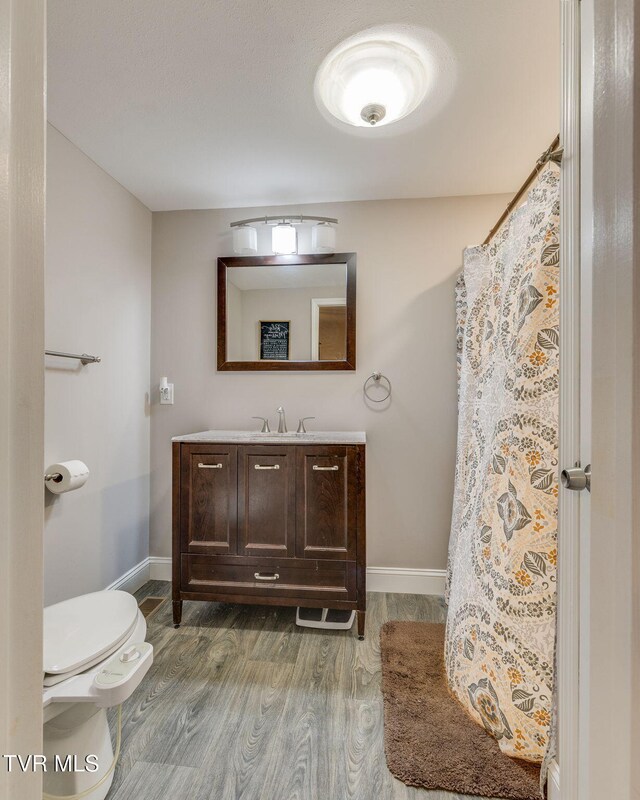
[483,134,562,245]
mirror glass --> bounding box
[225,262,348,363]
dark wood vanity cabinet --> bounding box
[172,438,366,637]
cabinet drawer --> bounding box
[181,555,356,602]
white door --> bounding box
[558,1,640,798]
[578,0,640,797]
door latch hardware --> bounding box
[560,462,591,492]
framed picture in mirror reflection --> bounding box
[259,320,290,361]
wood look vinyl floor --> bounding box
[106,581,498,800]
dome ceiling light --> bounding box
[315,36,430,129]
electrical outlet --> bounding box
[160,383,174,404]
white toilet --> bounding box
[43,591,153,800]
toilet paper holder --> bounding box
[44,460,90,494]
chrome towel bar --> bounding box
[45,350,101,365]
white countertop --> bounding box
[172,430,366,445]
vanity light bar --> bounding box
[229,215,338,228]
[230,215,338,255]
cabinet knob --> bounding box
[254,464,280,470]
[198,463,223,469]
[313,465,339,471]
[254,572,279,581]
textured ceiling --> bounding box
[48,0,559,211]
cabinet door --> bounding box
[296,446,357,560]
[238,446,296,558]
[180,444,238,555]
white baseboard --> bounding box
[106,556,170,592]
[149,556,172,581]
[366,567,446,595]
[548,759,560,800]
[111,558,447,597]
[105,558,150,594]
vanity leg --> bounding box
[357,610,365,640]
[173,599,182,628]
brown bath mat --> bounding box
[380,621,543,800]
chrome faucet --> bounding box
[297,417,315,433]
[276,406,287,434]
[251,416,271,433]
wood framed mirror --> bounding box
[217,253,356,371]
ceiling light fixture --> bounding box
[315,36,429,128]
[229,215,338,255]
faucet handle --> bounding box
[297,417,315,434]
[251,416,271,433]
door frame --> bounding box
[0,0,46,798]
[557,1,581,798]
[310,296,347,361]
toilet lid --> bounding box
[43,590,139,677]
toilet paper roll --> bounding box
[44,460,90,494]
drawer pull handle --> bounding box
[198,462,222,469]
[254,572,279,581]
[313,465,339,471]
[254,464,280,470]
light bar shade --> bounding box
[232,225,258,255]
[312,222,336,253]
[272,223,297,255]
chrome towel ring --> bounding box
[363,371,392,402]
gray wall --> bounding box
[44,126,152,605]
[234,285,341,361]
[150,194,509,570]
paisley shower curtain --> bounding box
[444,162,559,764]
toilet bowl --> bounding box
[43,591,153,800]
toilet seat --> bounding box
[44,591,139,686]
[42,591,152,800]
